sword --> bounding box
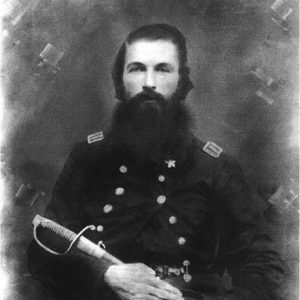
[32,214,122,265]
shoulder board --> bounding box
[87,131,104,144]
[202,141,223,158]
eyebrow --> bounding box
[125,62,175,71]
[125,62,145,70]
[155,63,175,71]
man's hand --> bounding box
[104,263,184,300]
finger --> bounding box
[123,263,155,275]
[116,290,131,300]
[140,284,184,300]
[117,291,158,300]
[134,263,156,275]
[148,277,183,296]
[131,294,160,300]
[109,263,155,278]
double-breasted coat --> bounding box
[27,131,284,300]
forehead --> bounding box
[125,39,179,66]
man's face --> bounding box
[122,39,180,101]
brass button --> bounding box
[119,165,127,173]
[183,260,190,267]
[115,187,125,195]
[157,195,166,205]
[178,237,186,245]
[174,269,181,276]
[158,175,165,182]
[169,216,177,225]
[103,204,113,213]
[183,273,192,282]
[97,225,104,232]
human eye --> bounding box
[156,64,171,73]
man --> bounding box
[27,24,284,300]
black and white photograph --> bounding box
[0,1,299,299]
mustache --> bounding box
[129,89,167,105]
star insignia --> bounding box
[165,159,176,168]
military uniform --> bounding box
[27,131,284,300]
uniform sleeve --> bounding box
[27,144,114,300]
[212,156,284,300]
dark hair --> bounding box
[112,23,193,100]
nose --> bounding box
[143,70,156,90]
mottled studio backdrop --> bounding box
[1,0,299,299]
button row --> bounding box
[103,178,186,248]
[155,195,185,246]
[119,165,166,183]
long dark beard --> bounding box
[108,89,193,161]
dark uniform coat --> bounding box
[27,131,284,300]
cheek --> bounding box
[123,75,143,95]
[159,75,179,94]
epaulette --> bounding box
[202,141,223,158]
[87,131,104,144]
